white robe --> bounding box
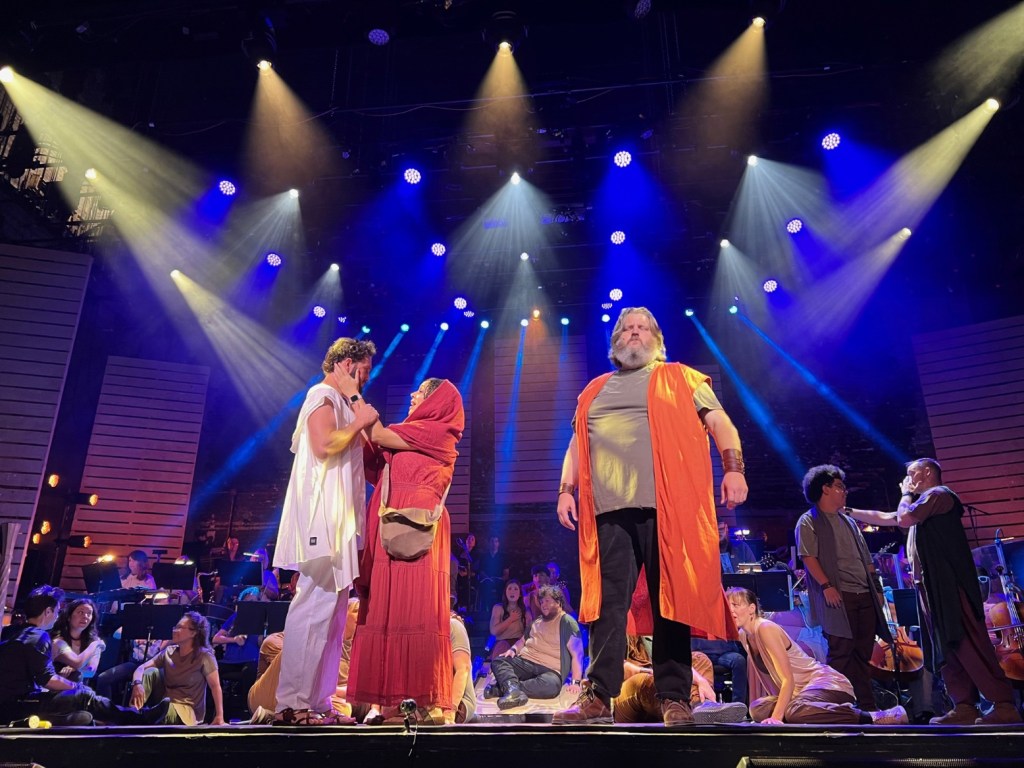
[273,383,363,592]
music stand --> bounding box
[215,559,262,587]
[233,601,290,638]
[152,562,198,591]
[723,572,793,612]
[81,562,122,593]
[120,603,186,661]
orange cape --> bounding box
[576,362,738,641]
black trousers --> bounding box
[586,508,692,702]
[0,685,149,725]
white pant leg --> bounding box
[275,560,349,712]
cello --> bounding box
[989,533,1024,681]
[869,583,925,682]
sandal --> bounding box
[273,708,356,726]
[382,706,447,726]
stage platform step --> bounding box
[3,722,1024,768]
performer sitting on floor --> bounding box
[486,585,583,711]
[50,598,105,684]
[727,587,907,725]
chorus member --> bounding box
[272,337,378,726]
[727,588,907,725]
[0,586,168,726]
[554,306,747,726]
[51,598,105,683]
[846,458,1022,725]
[718,520,755,575]
[489,580,531,660]
[795,465,890,710]
[131,611,224,725]
[347,378,464,726]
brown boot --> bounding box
[551,681,613,725]
[975,702,1023,725]
[661,698,694,727]
[929,703,978,725]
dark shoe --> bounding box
[870,705,909,725]
[551,681,613,725]
[497,682,529,710]
[929,703,978,725]
[693,701,747,724]
[140,698,171,725]
[661,698,694,727]
[483,684,500,699]
[976,702,1023,725]
[55,711,94,726]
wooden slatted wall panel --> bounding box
[914,315,1024,542]
[0,244,91,609]
[61,357,210,592]
[383,384,471,533]
[494,334,588,504]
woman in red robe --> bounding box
[347,378,464,724]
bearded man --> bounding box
[553,306,748,726]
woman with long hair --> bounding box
[131,611,225,725]
[51,598,105,682]
[726,588,906,725]
[490,579,530,659]
[347,377,464,725]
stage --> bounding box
[3,722,1024,768]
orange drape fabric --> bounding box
[576,362,738,640]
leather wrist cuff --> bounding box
[721,448,745,475]
[558,483,575,496]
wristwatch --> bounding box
[350,394,361,403]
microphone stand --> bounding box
[963,503,993,550]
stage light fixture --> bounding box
[431,242,447,257]
[218,180,237,196]
[39,520,52,536]
[729,305,739,315]
[785,218,803,234]
[464,310,476,318]
[747,155,759,166]
[170,269,181,277]
[46,473,60,488]
[532,309,540,319]
[610,230,626,245]
[404,168,422,185]
[483,10,526,54]
[498,40,513,54]
[720,239,730,248]
[601,314,611,323]
[520,252,529,261]
[361,325,371,334]
[257,59,272,71]
[454,297,468,310]
[985,98,1000,112]
[609,288,623,301]
[400,323,410,332]
[0,66,14,83]
[480,320,490,329]
[84,168,98,181]
[613,150,632,168]
[752,16,766,28]
[684,309,694,317]
[368,29,390,46]
[601,302,613,310]
[821,132,841,150]
[313,306,327,318]
[899,227,912,239]
[338,316,347,324]
[266,252,282,267]
[330,263,339,272]
[289,188,299,199]
[561,317,570,326]
[510,172,522,185]
[763,279,779,293]
[440,322,449,331]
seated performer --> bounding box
[727,588,907,725]
[487,585,583,711]
[51,598,105,683]
[0,586,169,726]
[489,579,531,660]
[121,550,157,590]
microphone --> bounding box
[399,698,418,715]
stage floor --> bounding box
[3,722,1024,768]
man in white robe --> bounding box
[273,338,378,723]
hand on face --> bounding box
[352,400,379,430]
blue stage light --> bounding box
[560,317,570,326]
[684,308,694,317]
[265,252,282,267]
[609,288,623,301]
[610,231,626,245]
[463,310,475,318]
[368,28,390,46]
[763,279,779,293]
[312,305,326,318]
[404,168,422,185]
[218,180,237,196]
[520,319,529,327]
[400,323,410,332]
[440,322,449,331]
[431,242,446,257]
[361,325,371,334]
[821,132,841,151]
[613,151,632,168]
[785,218,803,234]
[601,313,611,323]
[454,297,468,310]
[728,305,739,315]
[480,320,490,329]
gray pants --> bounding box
[751,685,864,724]
[491,656,562,699]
